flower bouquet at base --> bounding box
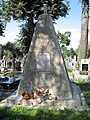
[22,91,30,100]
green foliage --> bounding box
[83,91,90,108]
[57,31,71,47]
[79,70,88,75]
[0,0,8,36]
[63,48,72,58]
[17,23,32,54]
[1,0,70,21]
[67,67,73,73]
[2,41,23,58]
[75,79,86,83]
[67,67,74,78]
[0,20,4,36]
[57,31,71,58]
[0,0,70,53]
[70,48,76,58]
[57,31,76,58]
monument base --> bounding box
[0,81,89,110]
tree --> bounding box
[0,0,6,36]
[3,42,23,58]
[77,0,89,65]
[57,31,72,58]
[70,48,76,58]
[1,0,70,54]
[57,31,71,50]
[0,21,4,36]
[17,23,32,54]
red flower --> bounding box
[22,91,30,100]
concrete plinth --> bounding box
[0,82,89,110]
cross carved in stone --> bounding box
[43,4,48,15]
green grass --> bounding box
[0,79,90,120]
[76,80,90,108]
[0,106,90,120]
[67,67,74,79]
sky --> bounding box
[0,0,89,50]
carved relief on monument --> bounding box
[36,53,50,72]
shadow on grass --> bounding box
[76,82,90,91]
[0,106,90,120]
[0,81,90,120]
[76,81,90,108]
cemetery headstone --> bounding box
[18,5,73,99]
[80,59,89,71]
[3,55,7,68]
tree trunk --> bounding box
[28,14,34,45]
[25,14,34,54]
[77,0,89,66]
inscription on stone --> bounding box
[36,53,50,72]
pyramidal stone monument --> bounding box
[18,13,72,100]
[0,5,88,110]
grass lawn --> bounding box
[76,80,90,108]
[0,80,90,120]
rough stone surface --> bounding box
[17,14,72,99]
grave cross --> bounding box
[44,4,48,15]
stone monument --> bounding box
[0,5,88,110]
[18,5,72,99]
